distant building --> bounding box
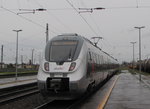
[0,63,39,70]
[0,63,8,69]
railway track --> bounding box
[34,99,79,109]
[34,75,113,109]
[0,82,39,105]
[34,88,99,109]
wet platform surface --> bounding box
[77,70,150,109]
[0,75,37,89]
[105,71,150,109]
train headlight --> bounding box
[69,62,76,71]
[44,62,49,71]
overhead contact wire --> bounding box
[65,0,99,37]
[34,0,72,32]
[79,0,115,50]
[1,6,57,34]
[1,7,44,28]
[33,0,69,33]
[79,0,103,36]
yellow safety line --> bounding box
[0,78,37,86]
[97,75,119,109]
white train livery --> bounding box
[37,33,118,99]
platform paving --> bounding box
[105,71,150,109]
[0,75,37,89]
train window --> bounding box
[100,55,103,64]
[88,52,92,61]
[96,54,98,64]
[98,55,100,65]
[91,52,94,62]
[93,53,96,64]
[50,40,78,62]
[94,54,96,63]
[97,55,99,65]
[87,51,93,76]
[95,54,97,64]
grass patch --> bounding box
[119,66,129,70]
[115,66,129,75]
[128,68,150,76]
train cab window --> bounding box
[50,40,78,62]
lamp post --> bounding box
[31,49,34,69]
[134,26,145,81]
[130,42,136,69]
[13,29,22,80]
[1,45,3,69]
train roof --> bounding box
[51,33,86,39]
[49,33,118,62]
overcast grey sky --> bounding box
[0,0,150,64]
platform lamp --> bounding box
[130,42,136,69]
[134,26,145,81]
[13,29,22,81]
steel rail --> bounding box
[0,86,38,98]
[0,84,39,105]
[34,100,54,109]
[0,89,39,105]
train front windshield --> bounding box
[50,41,78,62]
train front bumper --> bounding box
[38,78,85,100]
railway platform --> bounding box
[77,70,150,109]
[104,71,150,109]
[0,75,37,89]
